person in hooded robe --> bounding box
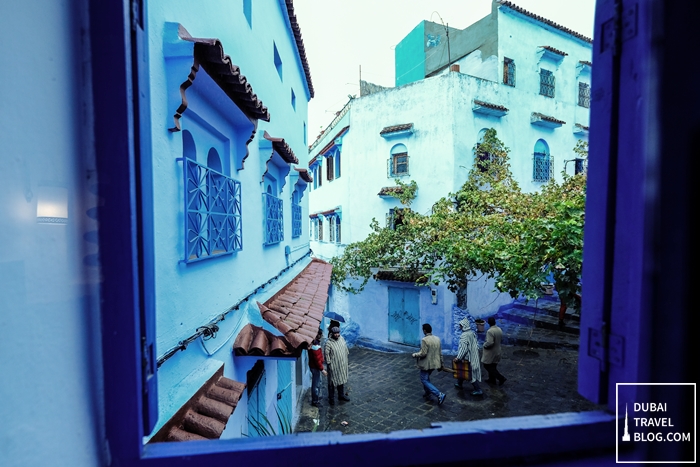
[454,317,483,396]
[323,326,350,405]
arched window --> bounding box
[207,148,222,173]
[183,130,196,160]
[263,175,283,246]
[389,144,409,177]
[533,139,552,182]
[183,136,242,262]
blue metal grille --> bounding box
[533,152,553,182]
[263,192,283,245]
[578,82,590,108]
[185,159,242,262]
[292,204,302,238]
[539,69,555,97]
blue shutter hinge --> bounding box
[587,325,625,370]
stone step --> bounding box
[511,297,581,322]
[500,304,580,335]
[497,320,580,350]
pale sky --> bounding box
[292,0,597,141]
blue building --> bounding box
[308,0,591,350]
[0,0,694,465]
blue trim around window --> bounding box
[185,158,242,262]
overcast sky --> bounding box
[292,0,597,141]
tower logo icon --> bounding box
[622,403,631,442]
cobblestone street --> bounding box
[296,344,603,435]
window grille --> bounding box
[185,159,242,262]
[533,152,553,182]
[539,69,555,98]
[503,57,515,86]
[329,216,336,242]
[263,192,283,246]
[336,216,341,243]
[578,82,591,108]
[291,204,301,238]
[575,158,586,175]
[388,152,409,177]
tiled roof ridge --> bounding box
[263,131,299,164]
[497,1,592,44]
[575,123,590,130]
[257,258,332,350]
[284,0,314,97]
[380,123,414,135]
[169,24,270,134]
[579,60,593,67]
[149,367,245,443]
[473,99,509,111]
[533,112,566,125]
[309,101,352,152]
[540,45,568,56]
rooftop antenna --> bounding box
[430,11,451,68]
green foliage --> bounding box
[330,130,587,310]
[387,178,418,206]
[244,405,292,437]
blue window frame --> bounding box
[184,158,242,262]
[533,139,552,182]
[263,190,283,246]
[388,144,409,177]
[94,0,676,465]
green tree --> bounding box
[330,129,587,311]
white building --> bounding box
[308,0,592,349]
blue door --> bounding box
[388,287,420,346]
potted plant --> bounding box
[475,319,486,332]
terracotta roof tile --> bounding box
[263,131,299,164]
[473,100,509,112]
[378,186,405,196]
[540,45,568,56]
[284,0,314,97]
[379,123,414,135]
[294,167,313,183]
[579,60,592,67]
[148,367,245,443]
[497,1,592,43]
[169,25,270,133]
[532,112,566,125]
[233,323,295,356]
[256,259,332,352]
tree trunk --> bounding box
[456,285,467,309]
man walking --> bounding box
[324,326,350,405]
[482,317,507,385]
[412,323,446,405]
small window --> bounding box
[303,122,307,146]
[540,68,555,98]
[503,57,515,86]
[326,155,334,181]
[335,216,341,243]
[335,152,341,179]
[388,144,409,177]
[273,42,283,81]
[291,89,296,111]
[387,208,407,230]
[243,0,252,27]
[318,217,323,241]
[533,139,552,182]
[329,216,336,243]
[578,82,591,108]
[317,164,322,187]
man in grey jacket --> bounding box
[481,317,506,385]
[412,323,446,405]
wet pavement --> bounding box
[295,343,603,435]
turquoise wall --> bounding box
[395,21,425,87]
